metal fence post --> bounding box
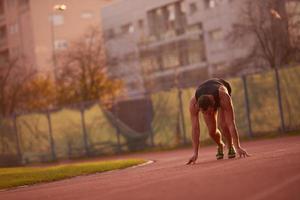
[144,94,154,147]
[46,110,56,161]
[274,68,286,133]
[178,88,187,144]
[13,114,22,160]
[80,104,90,156]
[242,76,253,137]
[113,101,122,152]
[149,126,154,147]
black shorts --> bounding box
[218,79,232,96]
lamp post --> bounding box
[50,4,67,82]
[46,4,67,161]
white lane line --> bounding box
[247,173,300,200]
[130,160,154,168]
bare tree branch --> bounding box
[228,0,300,71]
[55,26,123,106]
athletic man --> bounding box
[187,78,250,165]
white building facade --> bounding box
[101,0,252,97]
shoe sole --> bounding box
[216,154,224,160]
[228,155,236,159]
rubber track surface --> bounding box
[1,136,300,200]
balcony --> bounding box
[146,1,188,44]
[139,24,203,51]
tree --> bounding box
[55,27,123,106]
[19,74,56,111]
[0,56,58,116]
[0,58,36,116]
[228,0,300,70]
[3,27,123,113]
[0,57,39,158]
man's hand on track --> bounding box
[237,147,251,158]
[186,154,198,165]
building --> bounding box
[0,0,35,67]
[101,0,253,97]
[286,0,300,50]
[0,0,113,74]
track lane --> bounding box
[1,136,300,200]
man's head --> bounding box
[197,95,215,111]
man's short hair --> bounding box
[197,95,214,111]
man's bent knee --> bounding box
[209,129,220,137]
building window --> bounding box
[190,2,198,15]
[54,40,68,50]
[204,0,224,8]
[161,43,180,69]
[214,62,225,71]
[209,28,223,41]
[122,52,136,63]
[0,25,7,41]
[9,23,18,34]
[85,36,96,45]
[168,5,176,21]
[51,14,64,26]
[204,0,216,9]
[81,11,93,19]
[187,35,206,64]
[127,81,139,91]
[0,0,4,15]
[286,1,300,46]
[0,49,9,65]
[107,55,119,68]
[7,0,16,9]
[11,46,20,57]
[140,50,160,73]
[147,1,187,41]
[18,0,29,9]
[121,23,134,34]
[187,23,202,33]
[138,19,144,30]
[104,28,115,40]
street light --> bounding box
[270,9,281,20]
[50,4,67,82]
[45,4,67,161]
[53,4,67,11]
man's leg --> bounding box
[203,112,225,159]
[218,108,235,158]
[218,108,233,148]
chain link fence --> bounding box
[1,65,300,166]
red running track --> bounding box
[1,136,300,200]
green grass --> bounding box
[0,159,146,190]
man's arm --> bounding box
[187,97,200,164]
[221,93,240,148]
[220,92,250,157]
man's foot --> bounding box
[216,145,224,160]
[228,146,236,159]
